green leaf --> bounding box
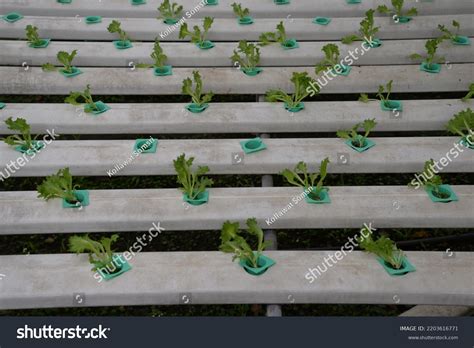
[358,93,370,103]
[41,63,57,71]
[231,2,249,18]
[57,49,77,71]
[37,167,77,202]
[173,153,213,199]
[157,0,183,20]
[359,233,404,269]
[25,24,41,45]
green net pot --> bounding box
[62,190,90,208]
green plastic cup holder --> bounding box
[29,39,51,48]
[281,39,299,50]
[164,18,179,25]
[238,16,254,25]
[196,40,215,50]
[420,61,441,73]
[62,190,90,208]
[59,66,83,77]
[396,16,412,23]
[274,0,290,4]
[460,136,474,149]
[284,102,305,112]
[305,187,331,204]
[377,256,416,276]
[113,40,133,50]
[153,65,173,76]
[131,0,146,5]
[206,0,218,5]
[332,64,351,76]
[381,100,403,112]
[426,184,458,203]
[364,38,382,48]
[3,12,23,23]
[15,141,45,156]
[183,190,209,206]
[133,138,158,153]
[185,103,209,113]
[0,102,6,109]
[346,0,361,4]
[345,136,375,153]
[452,36,471,46]
[85,101,110,115]
[97,255,132,281]
[313,17,331,25]
[242,67,262,76]
[239,253,276,276]
[57,0,72,3]
[240,137,267,154]
[85,16,102,24]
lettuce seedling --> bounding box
[136,39,168,68]
[445,108,474,140]
[462,83,474,102]
[65,84,101,113]
[42,50,78,74]
[281,157,330,199]
[438,20,466,42]
[173,153,213,200]
[409,159,446,197]
[265,72,317,109]
[219,218,270,268]
[37,167,81,203]
[359,80,396,106]
[182,71,214,106]
[337,119,377,148]
[409,38,445,69]
[315,43,343,74]
[358,233,404,269]
[107,20,130,44]
[157,0,183,23]
[377,0,417,22]
[259,21,296,48]
[231,3,250,19]
[25,25,46,47]
[2,117,40,151]
[69,234,120,271]
[230,40,260,71]
[342,9,379,44]
[179,17,214,47]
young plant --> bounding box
[337,119,377,148]
[359,80,401,110]
[409,38,445,71]
[42,50,78,74]
[69,234,120,272]
[157,0,183,24]
[2,117,41,152]
[37,167,80,204]
[315,43,348,75]
[179,16,214,48]
[445,108,474,141]
[219,218,270,269]
[173,153,213,200]
[438,20,470,44]
[107,20,131,44]
[137,39,168,68]
[358,233,405,270]
[25,25,48,47]
[65,84,100,113]
[377,0,417,22]
[231,3,250,19]
[281,157,330,199]
[182,71,214,106]
[259,21,296,48]
[230,40,261,74]
[409,159,445,196]
[462,83,474,102]
[342,9,380,45]
[265,72,316,109]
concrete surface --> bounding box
[0,186,473,234]
[0,251,472,309]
